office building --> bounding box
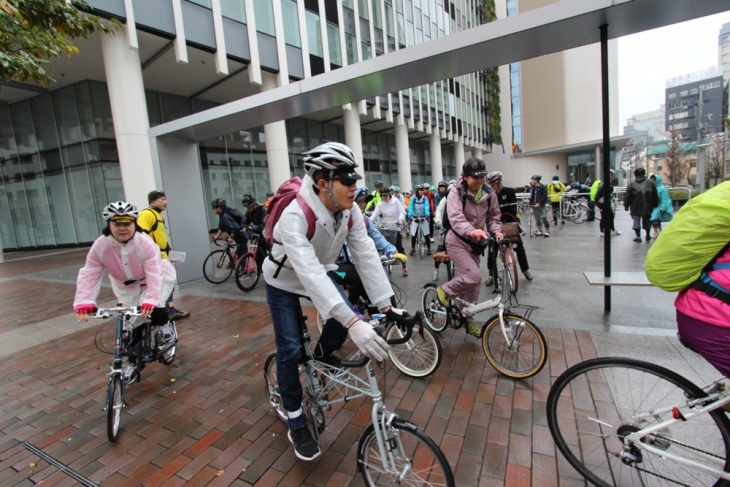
[665,67,724,143]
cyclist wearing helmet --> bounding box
[74,201,177,383]
[390,185,405,206]
[407,185,432,255]
[403,190,412,208]
[262,142,408,462]
[210,198,247,260]
[435,159,503,337]
[365,180,385,211]
[241,194,269,272]
[529,175,550,237]
[486,172,532,281]
[264,190,275,208]
[433,180,449,209]
[371,188,408,273]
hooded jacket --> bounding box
[74,232,176,310]
[371,196,406,230]
[547,180,566,203]
[447,176,502,242]
[263,174,393,326]
[649,174,673,222]
[624,176,659,216]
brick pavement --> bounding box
[0,283,602,486]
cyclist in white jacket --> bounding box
[262,142,409,462]
[371,189,406,257]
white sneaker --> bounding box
[612,230,622,236]
[124,363,138,385]
[535,230,543,236]
[543,232,550,237]
[159,321,175,342]
[432,270,439,281]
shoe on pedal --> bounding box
[288,427,321,461]
[436,286,451,307]
[466,322,481,338]
[159,321,175,342]
[124,363,138,385]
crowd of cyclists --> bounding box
[75,139,708,466]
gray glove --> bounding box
[348,320,389,361]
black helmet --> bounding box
[462,158,488,177]
[303,141,361,180]
[374,180,384,187]
[438,180,448,187]
[380,190,390,198]
[211,198,226,208]
[531,175,542,181]
[241,194,255,206]
[266,191,274,197]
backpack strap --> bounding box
[690,241,730,305]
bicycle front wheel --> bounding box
[203,249,233,284]
[235,254,260,292]
[386,322,442,378]
[106,375,123,443]
[358,418,455,486]
[547,357,730,487]
[501,246,518,296]
[482,314,546,379]
[421,285,449,333]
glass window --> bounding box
[53,86,83,147]
[187,0,212,7]
[397,13,405,45]
[361,42,372,60]
[220,0,246,23]
[11,102,38,157]
[360,17,371,44]
[358,0,369,19]
[372,0,383,28]
[75,82,97,142]
[160,93,193,122]
[385,4,394,36]
[31,94,59,152]
[0,107,18,162]
[254,0,275,35]
[345,33,358,64]
[282,0,301,46]
[374,27,384,54]
[306,10,323,57]
[343,6,356,34]
[90,81,115,139]
[343,0,354,7]
[66,165,100,242]
[327,23,342,65]
[407,21,414,45]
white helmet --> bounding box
[102,201,139,221]
[303,142,360,178]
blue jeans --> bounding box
[265,280,351,430]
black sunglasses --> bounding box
[334,176,358,187]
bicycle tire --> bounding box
[547,358,730,487]
[202,249,233,284]
[106,375,123,443]
[421,284,449,333]
[357,418,455,487]
[264,353,289,422]
[482,313,546,379]
[386,321,442,378]
[501,245,518,296]
[417,227,425,259]
[157,324,177,365]
[235,253,260,292]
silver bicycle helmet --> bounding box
[102,201,139,221]
[303,141,360,178]
[487,171,503,184]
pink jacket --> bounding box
[74,232,172,310]
[675,247,730,328]
[447,176,502,241]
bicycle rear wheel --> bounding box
[358,418,455,486]
[421,285,449,333]
[106,375,123,443]
[234,254,260,292]
[264,353,288,422]
[203,249,233,284]
[386,322,442,378]
[500,246,518,296]
[547,357,730,487]
[418,228,426,259]
[482,314,546,379]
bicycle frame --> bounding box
[614,386,730,479]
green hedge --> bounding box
[667,188,697,200]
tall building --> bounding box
[621,106,666,169]
[719,21,730,84]
[482,0,623,187]
[665,67,724,142]
[0,0,624,253]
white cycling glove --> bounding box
[348,320,390,361]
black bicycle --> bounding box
[234,233,267,292]
[91,306,177,443]
[203,237,237,284]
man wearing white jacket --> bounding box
[262,142,407,462]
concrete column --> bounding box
[455,140,466,170]
[430,131,443,185]
[394,122,411,191]
[101,30,156,209]
[262,74,291,191]
[473,147,483,159]
[343,105,365,179]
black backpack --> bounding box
[226,207,245,225]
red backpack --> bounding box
[263,177,352,246]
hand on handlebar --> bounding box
[140,303,155,319]
[392,253,408,263]
[469,229,489,241]
[75,305,95,322]
[349,320,390,361]
[494,231,504,240]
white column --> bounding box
[429,130,443,185]
[473,147,483,159]
[395,122,411,191]
[455,139,466,169]
[343,105,365,180]
[262,74,290,191]
[101,30,156,209]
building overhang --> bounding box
[148,0,729,142]
[514,134,632,158]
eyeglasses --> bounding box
[334,177,358,187]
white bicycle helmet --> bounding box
[102,201,138,221]
[303,142,360,178]
[487,171,503,184]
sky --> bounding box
[618,11,730,132]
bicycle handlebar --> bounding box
[88,306,143,319]
[339,311,424,368]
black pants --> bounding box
[551,202,561,224]
[487,238,529,275]
[598,203,615,233]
